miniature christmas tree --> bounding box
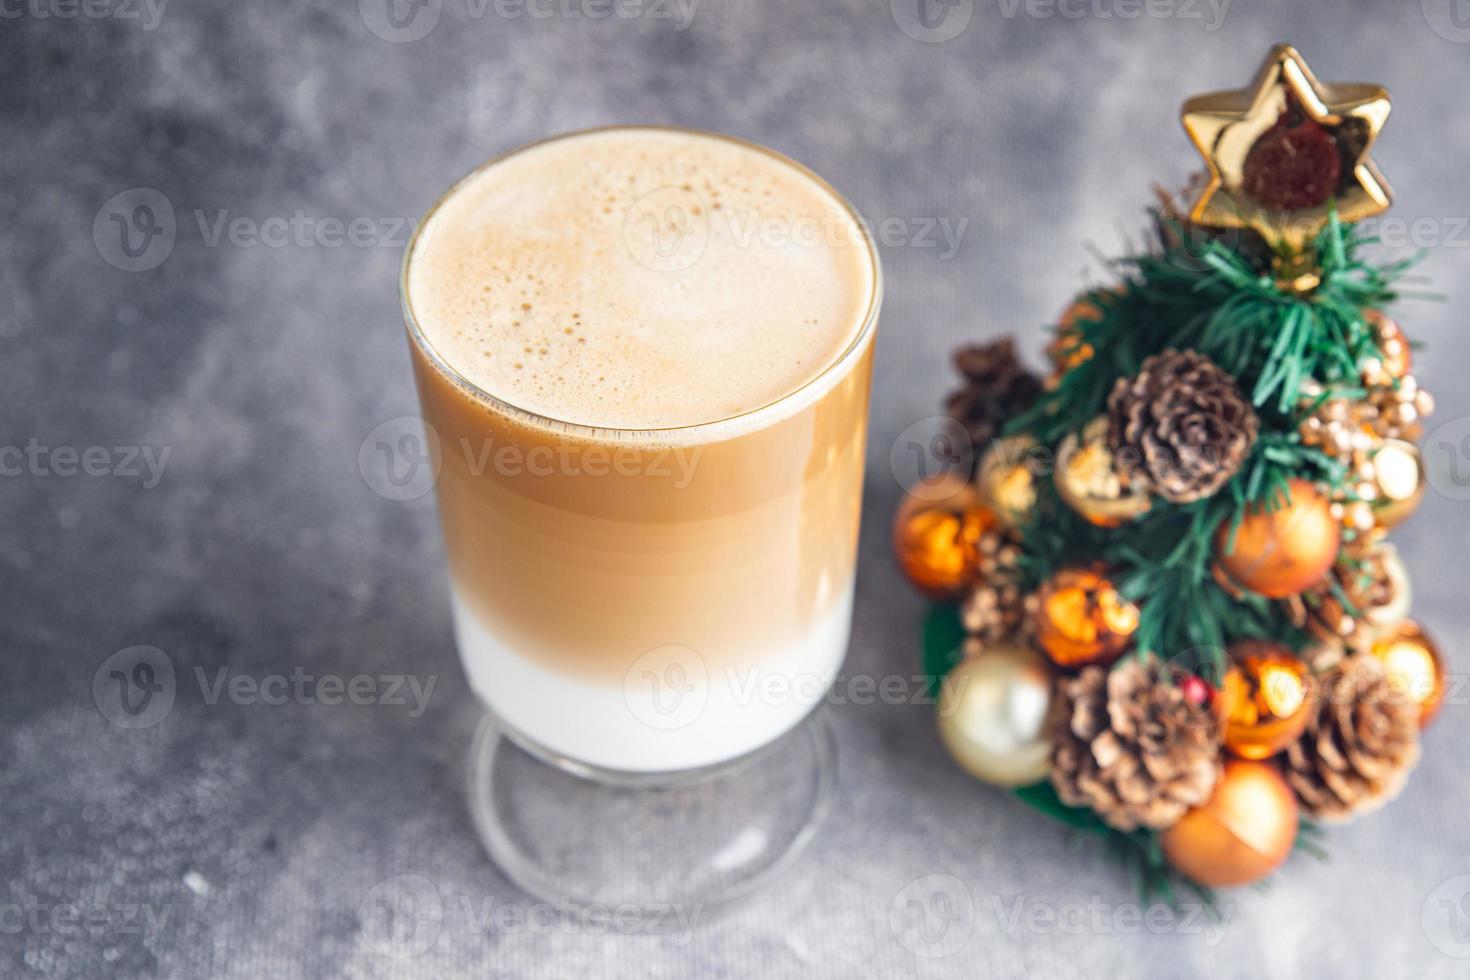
[894,45,1443,897]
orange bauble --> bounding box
[1045,289,1119,384]
[893,474,998,599]
[1032,565,1140,668]
[1220,641,1314,760]
[1046,296,1100,373]
[1215,479,1339,598]
[1160,760,1299,889]
[1370,620,1446,728]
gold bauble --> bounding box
[1364,309,1412,380]
[936,645,1054,787]
[1032,565,1140,669]
[976,435,1039,529]
[1220,641,1314,760]
[1370,620,1445,729]
[1368,439,1425,530]
[1159,759,1299,889]
[893,474,998,599]
[1215,478,1339,598]
[1054,417,1153,528]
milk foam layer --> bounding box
[407,128,876,430]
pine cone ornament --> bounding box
[1048,656,1223,832]
[946,338,1043,453]
[1283,654,1421,822]
[1107,349,1259,504]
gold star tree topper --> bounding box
[1180,44,1391,251]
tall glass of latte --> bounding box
[401,126,880,912]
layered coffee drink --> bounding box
[404,127,880,773]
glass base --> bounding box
[466,709,836,924]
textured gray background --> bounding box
[5,1,1470,977]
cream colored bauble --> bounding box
[936,645,1053,787]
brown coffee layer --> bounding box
[411,339,873,680]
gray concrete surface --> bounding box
[4,1,1470,976]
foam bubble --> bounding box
[406,128,876,430]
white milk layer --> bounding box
[450,582,854,773]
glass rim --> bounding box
[399,124,883,443]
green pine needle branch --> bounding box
[1006,212,1410,668]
